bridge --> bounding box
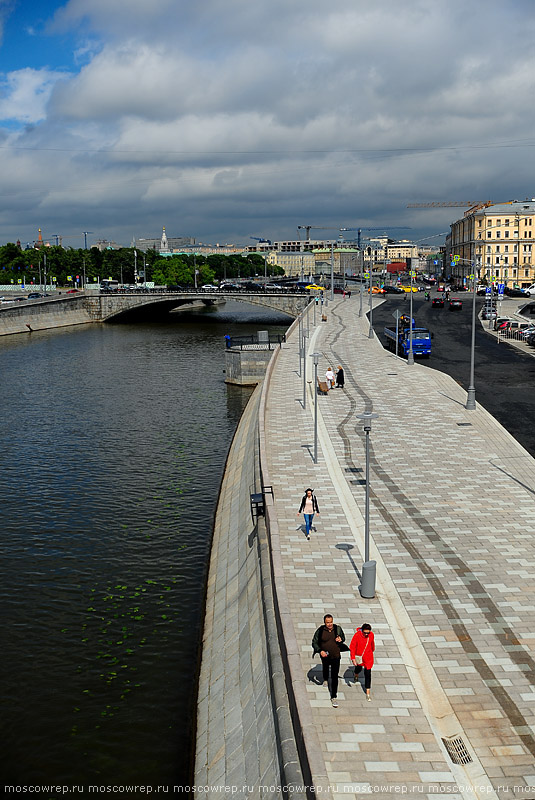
[87,289,310,321]
[0,289,312,336]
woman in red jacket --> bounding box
[349,623,375,701]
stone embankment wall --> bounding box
[195,384,305,798]
[225,347,277,385]
[0,296,94,336]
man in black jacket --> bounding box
[311,614,348,707]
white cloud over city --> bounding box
[1,0,535,247]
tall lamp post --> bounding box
[330,244,334,301]
[311,352,321,462]
[356,411,378,598]
[359,254,364,318]
[451,254,479,410]
[407,269,415,365]
[302,327,309,409]
[368,253,374,338]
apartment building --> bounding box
[447,199,535,287]
[266,251,315,277]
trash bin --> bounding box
[360,560,376,598]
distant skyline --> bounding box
[1,0,535,249]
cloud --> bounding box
[1,0,535,246]
[0,67,69,123]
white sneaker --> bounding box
[331,698,338,708]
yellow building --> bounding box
[448,199,535,287]
[266,251,315,277]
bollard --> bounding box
[360,560,376,598]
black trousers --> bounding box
[320,655,340,698]
[355,664,372,690]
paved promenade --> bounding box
[261,296,535,800]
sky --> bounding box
[0,0,535,250]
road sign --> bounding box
[486,288,491,295]
[392,309,403,320]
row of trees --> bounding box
[0,244,283,287]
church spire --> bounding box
[160,226,169,253]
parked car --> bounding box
[449,298,463,310]
[382,285,404,294]
[201,284,218,290]
[66,289,79,294]
[27,292,43,299]
[432,298,444,308]
[504,287,527,297]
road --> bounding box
[369,292,535,457]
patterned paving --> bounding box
[263,297,535,800]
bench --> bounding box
[317,378,329,395]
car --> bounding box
[432,298,444,307]
[504,287,527,297]
[367,286,384,294]
[219,282,241,291]
[401,286,419,292]
[381,285,404,294]
[522,284,535,296]
[201,284,218,290]
[241,281,263,291]
[66,289,80,294]
[449,298,463,310]
[27,292,43,299]
[167,284,184,291]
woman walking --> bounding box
[325,366,335,389]
[297,488,320,540]
[335,365,345,388]
[350,623,375,701]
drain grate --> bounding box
[351,479,367,485]
[442,735,473,765]
[345,467,362,473]
[457,422,473,427]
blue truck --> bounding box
[384,315,432,357]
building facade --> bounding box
[447,199,535,287]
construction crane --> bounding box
[407,201,491,208]
[342,227,412,249]
[83,231,94,250]
[297,225,343,240]
[250,236,272,245]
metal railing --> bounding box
[225,333,286,350]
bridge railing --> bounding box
[225,333,286,350]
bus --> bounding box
[100,279,119,291]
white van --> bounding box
[523,284,535,296]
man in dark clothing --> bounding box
[311,614,347,707]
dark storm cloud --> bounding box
[1,0,535,246]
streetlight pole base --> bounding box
[407,352,414,365]
[368,327,374,339]
[359,560,376,598]
[465,387,476,410]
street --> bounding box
[370,293,535,457]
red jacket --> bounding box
[349,628,375,669]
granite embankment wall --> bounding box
[195,380,306,799]
[0,296,94,336]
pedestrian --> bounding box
[297,488,319,540]
[347,290,351,298]
[335,365,345,388]
[349,623,375,701]
[325,366,335,389]
[342,289,346,299]
[312,614,347,708]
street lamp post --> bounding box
[311,352,321,462]
[451,254,479,409]
[407,270,415,365]
[359,255,364,317]
[298,316,303,377]
[368,256,374,338]
[356,411,379,598]
[330,244,334,301]
[302,327,309,409]
[466,268,478,410]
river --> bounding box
[0,301,290,791]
